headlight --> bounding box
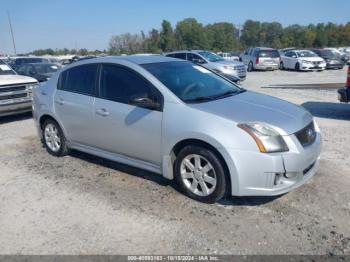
[27,83,38,90]
[238,123,289,153]
[223,65,235,70]
[301,60,312,64]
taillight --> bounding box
[347,65,350,88]
[256,55,259,64]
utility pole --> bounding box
[7,11,17,55]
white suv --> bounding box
[0,60,38,117]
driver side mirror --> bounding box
[129,96,161,111]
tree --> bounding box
[241,20,261,47]
[108,33,144,54]
[175,18,209,50]
[206,22,240,51]
[160,20,175,51]
[144,29,162,53]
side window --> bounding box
[285,52,292,57]
[99,64,161,107]
[174,53,186,60]
[166,54,176,58]
[59,64,98,96]
[187,53,202,62]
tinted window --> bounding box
[259,50,280,58]
[60,64,97,95]
[174,53,187,60]
[142,61,242,103]
[15,58,48,66]
[100,64,160,105]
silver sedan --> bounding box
[32,55,322,203]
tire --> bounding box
[247,62,253,72]
[279,61,284,70]
[174,145,227,203]
[295,62,300,71]
[42,119,69,157]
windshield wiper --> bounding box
[184,96,216,103]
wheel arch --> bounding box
[163,138,236,195]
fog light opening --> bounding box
[274,173,284,185]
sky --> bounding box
[1,0,350,55]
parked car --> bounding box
[217,52,240,61]
[280,50,326,71]
[16,63,61,82]
[240,47,280,72]
[0,59,38,117]
[311,49,344,69]
[33,56,322,203]
[11,57,50,71]
[324,48,349,65]
[165,50,246,81]
[338,65,350,103]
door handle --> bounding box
[55,98,65,105]
[41,91,47,96]
[96,108,110,117]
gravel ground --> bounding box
[0,68,349,255]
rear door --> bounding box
[54,63,98,146]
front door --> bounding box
[93,64,163,165]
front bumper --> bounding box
[226,130,322,196]
[326,63,344,69]
[0,98,32,117]
[300,63,326,71]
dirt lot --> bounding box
[0,68,349,255]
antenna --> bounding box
[7,11,17,55]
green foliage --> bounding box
[29,18,350,56]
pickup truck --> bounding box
[0,59,38,117]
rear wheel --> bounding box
[247,62,253,72]
[42,119,69,157]
[174,145,227,203]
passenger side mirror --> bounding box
[129,96,160,111]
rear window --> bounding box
[258,50,280,58]
[15,58,48,65]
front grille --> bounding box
[295,122,316,147]
[312,61,321,65]
[0,93,27,101]
[0,85,26,93]
[234,65,246,73]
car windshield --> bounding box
[297,51,318,58]
[197,51,225,62]
[33,64,60,73]
[142,61,243,103]
[0,60,16,75]
[16,58,47,65]
[259,50,280,58]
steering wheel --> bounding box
[182,83,199,96]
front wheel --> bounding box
[295,62,300,71]
[42,119,70,157]
[174,145,227,203]
[279,61,284,70]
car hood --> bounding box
[189,91,312,135]
[0,74,37,86]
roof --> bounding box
[76,55,179,65]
